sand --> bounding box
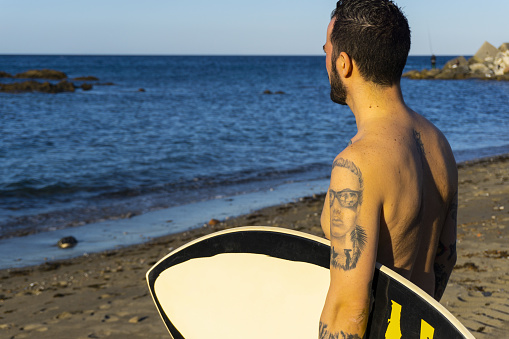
[1,154,508,338]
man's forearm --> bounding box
[319,300,369,339]
[433,253,456,301]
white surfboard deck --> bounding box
[147,226,474,339]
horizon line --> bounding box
[0,53,467,57]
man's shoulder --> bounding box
[335,139,393,173]
[333,142,390,195]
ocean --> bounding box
[1,55,508,266]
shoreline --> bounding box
[0,153,508,337]
[0,178,330,270]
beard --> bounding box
[330,65,348,106]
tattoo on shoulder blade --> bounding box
[319,322,362,339]
[413,130,425,156]
[329,158,366,271]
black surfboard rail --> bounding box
[147,226,474,339]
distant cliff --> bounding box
[403,42,509,81]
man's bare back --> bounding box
[321,109,458,298]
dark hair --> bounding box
[330,0,410,87]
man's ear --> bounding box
[335,51,353,78]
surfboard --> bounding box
[146,226,474,339]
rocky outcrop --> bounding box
[14,69,68,80]
[0,80,76,93]
[0,69,103,93]
[403,41,509,81]
[263,90,286,94]
[73,76,99,81]
[80,83,93,91]
[471,41,499,64]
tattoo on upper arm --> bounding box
[329,158,366,271]
[331,226,367,270]
[319,322,362,339]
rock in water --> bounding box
[57,236,78,249]
[494,51,509,76]
[443,56,469,71]
[81,83,93,91]
[472,41,499,64]
[73,76,99,81]
[14,69,68,80]
[0,80,76,93]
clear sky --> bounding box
[1,0,507,56]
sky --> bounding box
[1,0,508,56]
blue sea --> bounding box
[1,55,508,266]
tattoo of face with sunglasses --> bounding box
[329,158,367,270]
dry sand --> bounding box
[1,155,508,338]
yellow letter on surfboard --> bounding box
[420,319,435,339]
[384,300,436,339]
[385,300,402,338]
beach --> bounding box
[1,154,508,338]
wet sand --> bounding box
[1,155,508,338]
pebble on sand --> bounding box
[57,236,78,249]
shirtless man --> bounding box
[319,1,458,338]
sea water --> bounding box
[1,55,508,267]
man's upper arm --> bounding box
[320,154,380,338]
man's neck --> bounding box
[347,82,409,133]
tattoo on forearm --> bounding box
[436,190,458,261]
[329,158,366,271]
[436,239,456,259]
[436,240,447,257]
[319,322,362,339]
[434,262,449,301]
[319,322,337,339]
[448,191,458,260]
[448,242,457,261]
[449,191,458,224]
